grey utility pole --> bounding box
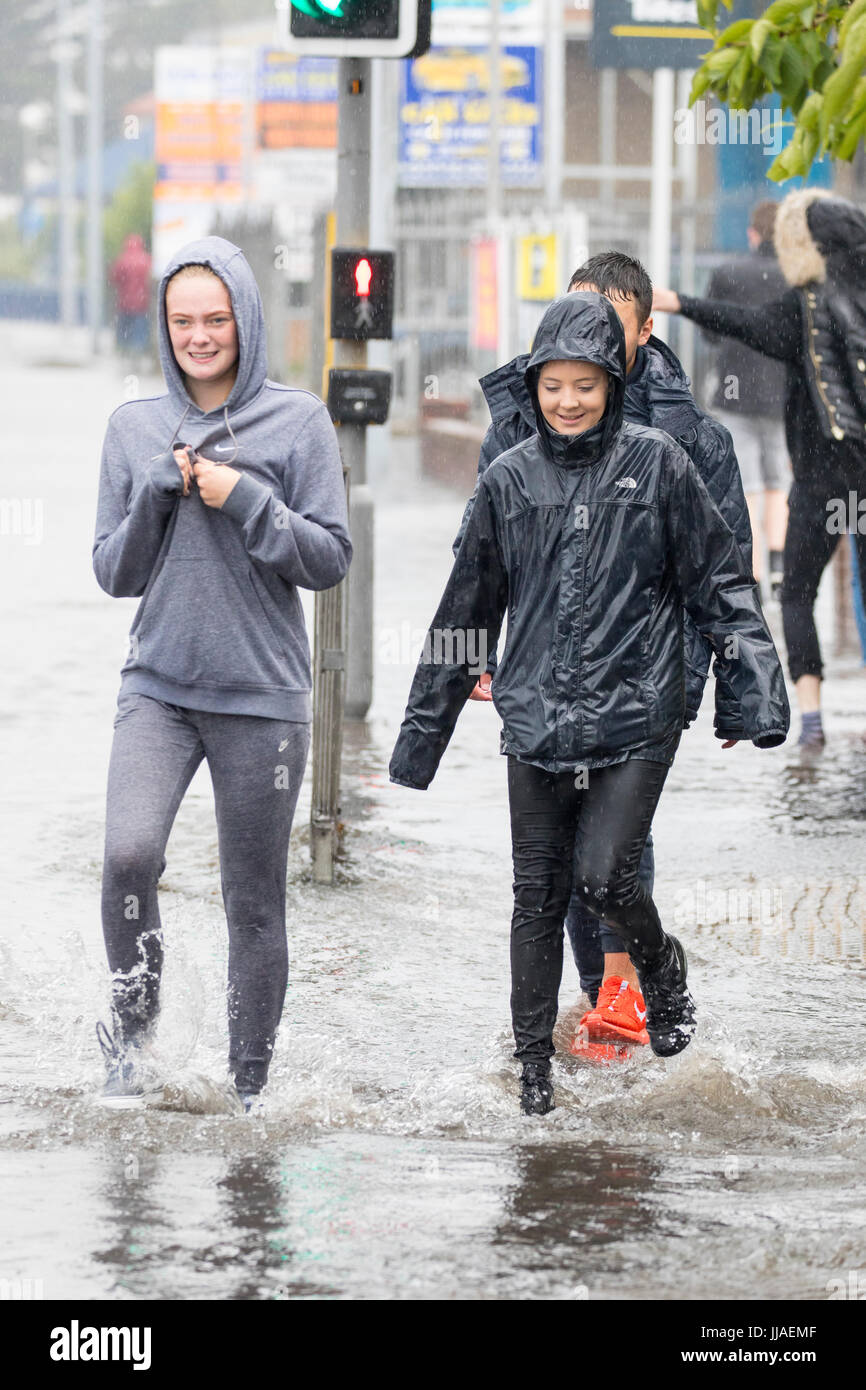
[86,0,104,353]
[56,0,77,329]
[337,57,374,723]
[310,55,373,883]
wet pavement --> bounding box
[1,342,866,1302]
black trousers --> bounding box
[782,476,866,682]
[507,755,669,1067]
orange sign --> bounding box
[472,238,498,351]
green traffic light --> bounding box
[292,0,348,16]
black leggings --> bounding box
[507,756,669,1067]
[782,477,866,682]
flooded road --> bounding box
[2,344,866,1302]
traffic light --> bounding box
[330,247,394,340]
[288,1,431,58]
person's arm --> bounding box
[451,418,513,557]
[218,403,352,591]
[92,420,187,598]
[699,266,731,345]
[663,445,789,748]
[390,477,508,789]
[657,287,801,363]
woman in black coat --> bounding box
[654,188,866,747]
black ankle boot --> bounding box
[520,1063,555,1116]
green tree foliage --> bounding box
[694,1,866,179]
[103,160,156,266]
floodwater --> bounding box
[2,344,866,1302]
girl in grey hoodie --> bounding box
[92,237,352,1108]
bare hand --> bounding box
[193,454,241,509]
[652,288,681,314]
[469,673,494,702]
[172,448,194,497]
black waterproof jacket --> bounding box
[390,294,789,790]
[452,323,754,735]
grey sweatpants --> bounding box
[101,690,310,1092]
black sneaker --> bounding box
[636,935,696,1058]
[520,1063,555,1116]
[95,1021,148,1109]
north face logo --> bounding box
[615,477,637,489]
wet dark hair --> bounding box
[749,199,779,243]
[567,252,653,328]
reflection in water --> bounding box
[774,736,866,826]
[493,1143,662,1295]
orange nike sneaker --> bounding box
[578,975,649,1045]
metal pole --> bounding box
[675,68,698,380]
[56,0,77,329]
[599,69,617,225]
[487,0,502,226]
[337,56,373,723]
[86,0,104,353]
[649,67,675,339]
[544,0,564,216]
[310,55,373,882]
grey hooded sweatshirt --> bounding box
[93,236,352,721]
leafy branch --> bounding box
[693,1,866,179]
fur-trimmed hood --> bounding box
[775,188,866,287]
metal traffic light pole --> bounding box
[310,56,373,883]
[336,59,375,722]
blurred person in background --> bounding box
[701,200,790,599]
[109,233,152,368]
[654,189,866,748]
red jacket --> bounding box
[110,234,151,314]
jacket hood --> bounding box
[524,292,626,464]
[480,328,696,438]
[158,236,268,420]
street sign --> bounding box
[398,43,543,188]
[287,0,432,58]
[518,233,557,301]
[330,247,395,339]
[327,368,392,424]
[590,0,711,70]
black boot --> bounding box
[520,1063,555,1116]
[636,934,696,1057]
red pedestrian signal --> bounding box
[330,247,394,340]
[354,258,373,298]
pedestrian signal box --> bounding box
[327,368,392,425]
[289,1,431,58]
[330,248,395,340]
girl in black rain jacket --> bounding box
[390,292,789,1112]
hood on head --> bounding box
[774,188,838,286]
[524,292,626,460]
[158,235,268,416]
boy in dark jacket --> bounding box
[455,253,756,1046]
[390,292,788,1116]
